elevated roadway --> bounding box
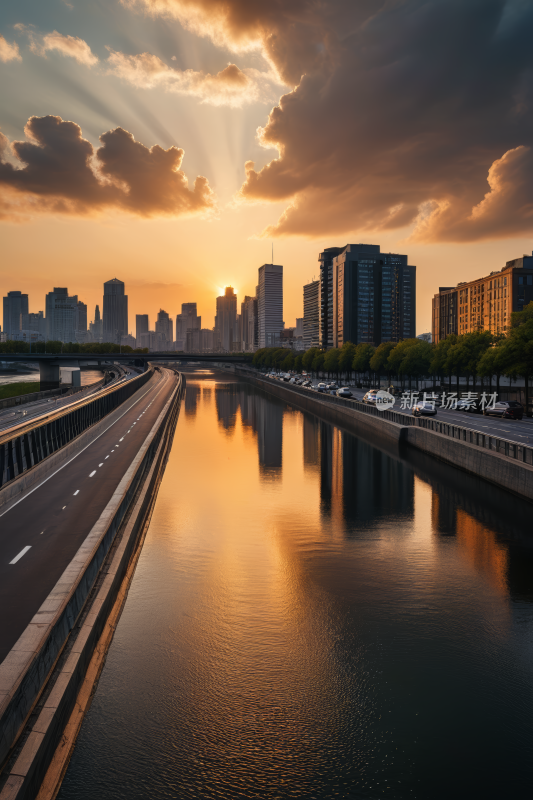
[0,367,178,664]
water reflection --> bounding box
[58,375,533,800]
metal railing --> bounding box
[237,369,533,468]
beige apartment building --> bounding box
[432,253,533,344]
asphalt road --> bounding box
[0,368,138,433]
[0,368,177,664]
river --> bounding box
[58,370,533,799]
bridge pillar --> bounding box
[40,362,60,391]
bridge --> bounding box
[0,352,253,389]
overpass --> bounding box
[0,353,253,389]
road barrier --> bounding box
[0,369,153,488]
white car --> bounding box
[337,388,353,398]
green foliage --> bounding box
[302,347,319,371]
[369,342,396,374]
[352,343,375,373]
[312,351,325,372]
[323,347,340,374]
[282,352,294,371]
[338,342,356,373]
[0,382,40,400]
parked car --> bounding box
[337,388,353,398]
[483,401,524,420]
[456,397,483,413]
[302,380,312,387]
[363,390,378,404]
[412,401,438,417]
[317,383,327,393]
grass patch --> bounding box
[0,382,40,400]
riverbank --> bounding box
[237,369,533,504]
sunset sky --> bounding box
[1,0,533,333]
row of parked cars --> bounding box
[360,389,525,419]
[266,373,355,398]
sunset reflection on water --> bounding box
[59,372,533,800]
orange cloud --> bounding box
[107,50,267,106]
[0,115,215,221]
[37,30,98,65]
[0,33,21,63]
[125,0,533,243]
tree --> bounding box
[445,331,492,391]
[312,351,325,373]
[370,342,396,386]
[338,342,356,376]
[502,301,533,412]
[294,354,303,372]
[352,343,375,384]
[302,347,319,372]
[429,335,457,390]
[324,347,340,376]
[282,351,294,371]
[386,339,418,388]
[398,339,432,387]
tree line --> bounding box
[252,302,533,403]
[0,341,149,354]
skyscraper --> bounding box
[215,287,237,352]
[241,295,258,351]
[136,314,149,343]
[45,288,78,343]
[103,278,128,344]
[319,247,344,349]
[3,291,29,338]
[176,303,201,351]
[89,305,103,341]
[257,264,283,349]
[155,309,173,347]
[330,244,416,347]
[303,280,320,349]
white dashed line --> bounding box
[62,506,66,510]
[119,438,124,442]
[105,456,109,459]
[73,490,79,496]
[10,546,31,565]
[99,463,104,467]
[89,470,96,477]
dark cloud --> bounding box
[0,115,215,219]
[131,0,533,242]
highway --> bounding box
[0,367,177,665]
[0,366,139,434]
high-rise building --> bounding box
[89,305,103,342]
[121,334,136,349]
[215,287,237,352]
[45,288,79,343]
[103,278,128,344]
[319,247,344,349]
[136,314,149,343]
[21,311,45,338]
[3,291,29,338]
[303,280,320,349]
[200,328,214,352]
[155,309,173,347]
[176,303,200,351]
[257,264,283,349]
[241,295,258,351]
[330,244,415,347]
[432,253,533,344]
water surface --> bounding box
[59,373,533,799]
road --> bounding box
[0,367,140,434]
[0,367,177,664]
[258,374,533,447]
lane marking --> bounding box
[89,470,96,477]
[105,456,109,459]
[10,546,31,565]
[40,531,44,535]
[62,506,66,510]
[0,370,173,519]
[119,438,124,441]
[99,463,104,467]
[73,490,79,495]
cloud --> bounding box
[125,0,533,243]
[0,115,215,220]
[0,34,21,63]
[31,30,98,65]
[107,49,268,106]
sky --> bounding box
[1,0,533,334]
